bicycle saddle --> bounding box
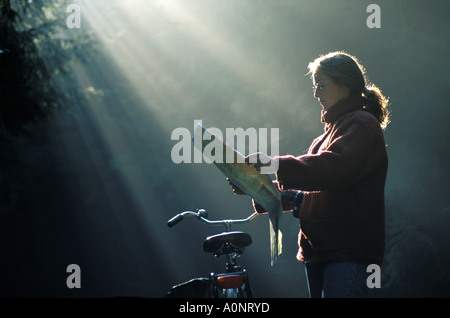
[203,231,252,254]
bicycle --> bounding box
[165,209,259,298]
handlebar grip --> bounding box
[167,214,184,227]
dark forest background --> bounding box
[0,0,449,298]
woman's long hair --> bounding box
[308,51,390,129]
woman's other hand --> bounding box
[226,178,246,195]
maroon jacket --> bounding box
[275,95,388,265]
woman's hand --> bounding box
[245,152,275,172]
[226,152,276,195]
[226,179,267,214]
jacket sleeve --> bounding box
[252,197,295,213]
[275,112,386,191]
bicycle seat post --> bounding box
[212,220,242,272]
[225,250,240,273]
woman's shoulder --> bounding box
[337,109,381,131]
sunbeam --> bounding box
[3,0,448,299]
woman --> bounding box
[229,51,390,298]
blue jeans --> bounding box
[305,262,370,298]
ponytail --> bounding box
[363,85,390,130]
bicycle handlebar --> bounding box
[167,213,184,227]
[167,209,259,231]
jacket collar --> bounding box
[321,94,366,125]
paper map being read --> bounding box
[193,123,282,265]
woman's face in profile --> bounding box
[313,69,350,111]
